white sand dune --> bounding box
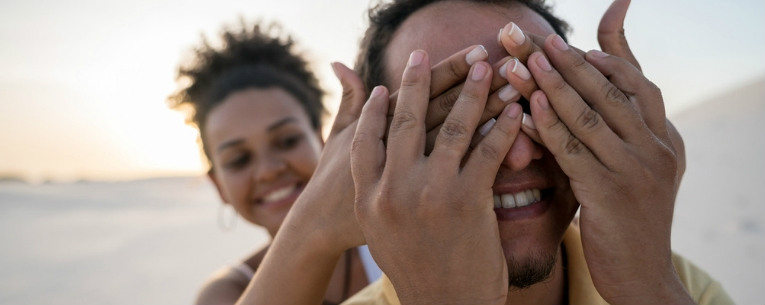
[670,76,765,305]
[0,77,762,304]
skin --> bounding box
[353,1,692,305]
[201,87,369,304]
[205,88,322,237]
[236,1,691,304]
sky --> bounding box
[1,0,763,182]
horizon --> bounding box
[2,0,764,182]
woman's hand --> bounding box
[497,0,685,181]
[524,33,693,304]
[235,62,368,305]
[351,50,523,305]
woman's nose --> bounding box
[253,153,287,182]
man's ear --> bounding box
[207,168,230,203]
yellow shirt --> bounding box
[342,225,732,305]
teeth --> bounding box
[263,184,297,202]
[501,193,516,208]
[493,188,542,209]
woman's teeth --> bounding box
[262,184,297,203]
[493,189,541,209]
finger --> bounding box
[500,23,587,63]
[526,52,625,168]
[498,57,536,102]
[351,86,390,186]
[498,22,542,63]
[463,103,523,187]
[528,90,607,179]
[584,50,667,138]
[330,62,367,137]
[430,62,493,169]
[423,59,517,155]
[423,52,507,131]
[388,45,487,116]
[387,50,431,162]
[469,118,497,149]
[598,0,642,71]
[521,113,543,144]
[539,36,648,142]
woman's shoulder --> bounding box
[195,249,268,305]
[194,263,254,305]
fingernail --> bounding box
[588,49,609,58]
[478,118,497,136]
[408,50,425,67]
[466,45,488,65]
[497,84,519,102]
[522,113,536,130]
[497,28,503,44]
[551,35,568,51]
[499,59,510,79]
[370,85,385,98]
[506,103,522,119]
[510,58,531,80]
[535,54,552,72]
[507,22,525,46]
[536,93,550,110]
[471,63,488,81]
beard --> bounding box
[506,250,557,289]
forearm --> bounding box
[235,203,345,305]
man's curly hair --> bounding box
[355,0,570,92]
[169,21,325,161]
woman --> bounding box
[169,21,378,305]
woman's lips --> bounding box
[254,183,304,211]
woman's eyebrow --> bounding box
[216,139,244,153]
[267,117,297,131]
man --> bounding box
[233,1,731,304]
[346,0,731,304]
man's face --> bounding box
[383,0,579,287]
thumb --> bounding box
[597,0,642,71]
[329,62,367,137]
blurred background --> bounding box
[1,0,762,304]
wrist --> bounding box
[602,269,695,305]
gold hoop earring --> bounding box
[217,204,238,231]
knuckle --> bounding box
[437,87,461,114]
[575,108,602,131]
[399,77,421,90]
[389,111,419,134]
[551,77,568,92]
[351,132,370,154]
[647,80,662,97]
[571,55,590,72]
[440,119,470,140]
[341,86,355,102]
[563,133,587,155]
[602,83,629,106]
[460,90,483,104]
[446,60,463,80]
[476,143,503,163]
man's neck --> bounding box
[504,246,567,305]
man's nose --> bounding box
[502,132,543,171]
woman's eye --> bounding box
[225,154,250,169]
[278,134,303,150]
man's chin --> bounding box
[506,251,557,289]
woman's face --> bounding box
[204,88,322,236]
